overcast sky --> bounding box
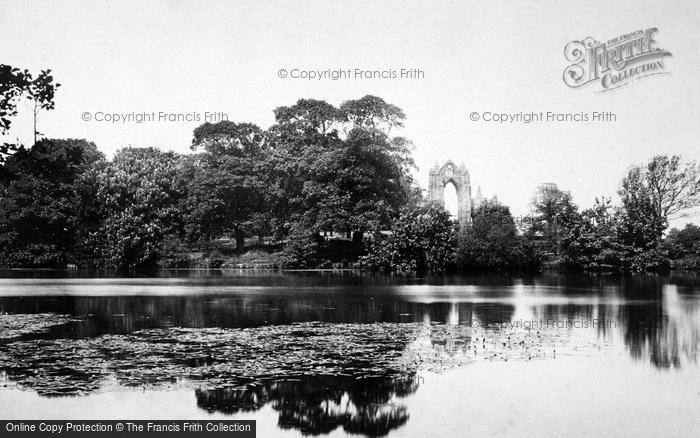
[2,0,699,225]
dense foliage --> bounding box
[455,201,541,271]
[83,147,189,269]
[1,79,419,268]
[361,203,456,272]
[0,139,102,267]
[0,64,60,160]
[663,224,700,270]
[2,66,700,272]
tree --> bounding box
[0,65,61,161]
[0,65,28,135]
[619,155,700,241]
[187,121,266,252]
[526,183,578,255]
[332,96,415,245]
[362,203,456,272]
[86,147,187,269]
[182,153,265,252]
[306,129,415,247]
[191,121,264,156]
[557,194,673,272]
[262,98,346,239]
[277,224,321,269]
[638,155,700,218]
[664,224,700,260]
[454,200,521,270]
[559,197,627,271]
[617,156,693,252]
[264,97,414,252]
[339,95,405,136]
[26,70,60,145]
[273,98,342,135]
[0,138,102,267]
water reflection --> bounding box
[1,272,700,436]
[616,285,699,368]
[0,320,421,437]
[196,376,418,437]
[2,286,699,371]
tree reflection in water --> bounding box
[618,283,700,369]
[1,272,700,437]
[196,375,418,437]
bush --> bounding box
[664,224,700,260]
[362,203,456,272]
[278,227,320,269]
[453,201,526,271]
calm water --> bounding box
[1,271,699,437]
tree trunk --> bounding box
[234,227,245,254]
[352,230,364,249]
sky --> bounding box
[2,0,699,226]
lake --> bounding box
[1,271,699,437]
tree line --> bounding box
[1,67,417,269]
[1,65,699,272]
[363,165,700,273]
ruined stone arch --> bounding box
[428,160,478,227]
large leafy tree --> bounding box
[339,129,415,245]
[526,183,579,255]
[339,95,405,135]
[664,224,700,260]
[86,147,187,269]
[273,98,343,135]
[191,121,264,156]
[362,203,456,272]
[265,96,415,248]
[0,138,102,267]
[186,121,266,252]
[262,98,345,238]
[298,129,415,244]
[559,197,628,271]
[627,155,700,219]
[455,200,521,270]
[618,155,699,252]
